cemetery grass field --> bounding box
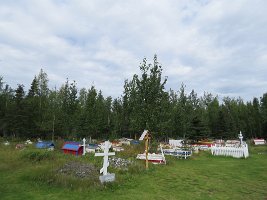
[0,143,267,200]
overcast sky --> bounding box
[0,0,266,101]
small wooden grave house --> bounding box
[85,143,100,153]
[36,141,55,150]
[253,138,266,145]
[62,142,83,156]
[169,139,183,147]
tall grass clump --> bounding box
[27,166,101,190]
[20,149,55,162]
[118,143,144,158]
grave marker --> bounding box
[211,132,249,158]
[95,141,115,183]
[238,131,243,146]
[139,130,148,141]
[82,138,86,156]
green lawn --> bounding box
[0,144,266,200]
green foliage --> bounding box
[122,55,169,136]
[0,59,266,140]
[261,93,267,138]
[20,149,55,162]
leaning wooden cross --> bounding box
[95,141,115,183]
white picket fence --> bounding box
[210,144,249,158]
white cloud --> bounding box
[0,0,266,100]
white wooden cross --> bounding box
[82,138,86,156]
[238,131,243,146]
[95,141,115,175]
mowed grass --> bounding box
[0,143,267,200]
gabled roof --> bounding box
[62,142,82,151]
[253,138,265,141]
[36,141,54,148]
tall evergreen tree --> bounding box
[111,98,123,137]
[25,76,40,137]
[36,69,50,136]
[201,93,220,138]
[84,86,98,137]
[0,77,14,137]
[10,85,27,137]
[251,97,262,137]
[57,79,78,137]
[260,93,267,138]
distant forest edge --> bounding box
[0,55,267,140]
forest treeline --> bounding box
[0,55,267,140]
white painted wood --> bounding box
[159,144,166,164]
[211,143,249,158]
[25,140,33,145]
[136,144,166,164]
[169,140,183,147]
[82,138,86,156]
[139,130,148,141]
[95,141,115,175]
[253,139,266,145]
[238,131,243,145]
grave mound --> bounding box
[57,161,98,179]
